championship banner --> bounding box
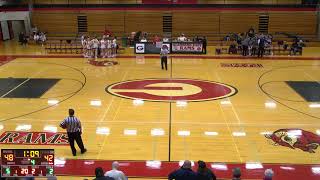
[171,42,203,53]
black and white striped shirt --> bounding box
[60,116,82,133]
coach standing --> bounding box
[60,109,87,156]
[160,44,169,70]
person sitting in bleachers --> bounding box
[104,161,127,180]
[229,42,237,54]
[263,169,274,180]
[153,35,161,44]
[140,36,147,42]
[177,33,187,42]
[168,160,197,180]
[40,32,47,47]
[290,41,300,55]
[196,160,216,180]
[232,168,241,180]
[94,167,115,180]
[248,27,255,38]
[34,33,40,44]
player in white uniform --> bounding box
[100,37,107,58]
[86,37,92,58]
[40,32,47,47]
[111,37,117,57]
[106,37,112,58]
[82,37,87,57]
[91,37,100,59]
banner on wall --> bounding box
[0,131,69,145]
[135,43,145,53]
[171,42,203,53]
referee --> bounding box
[160,44,169,70]
[60,109,87,156]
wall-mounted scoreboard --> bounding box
[1,149,54,177]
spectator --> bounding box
[40,32,47,47]
[104,27,112,36]
[153,35,161,44]
[163,36,170,42]
[105,161,127,180]
[168,160,197,180]
[134,31,142,43]
[229,42,237,54]
[177,33,187,42]
[248,27,255,38]
[290,41,300,55]
[197,160,216,180]
[257,36,266,58]
[232,168,241,180]
[242,38,249,56]
[94,167,115,180]
[263,169,274,180]
[202,36,207,54]
[140,36,147,42]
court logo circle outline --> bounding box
[106,78,237,102]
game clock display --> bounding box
[1,149,54,177]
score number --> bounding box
[44,155,53,162]
[4,154,14,161]
[21,168,36,175]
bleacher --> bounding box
[31,9,319,50]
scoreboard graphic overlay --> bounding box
[1,149,54,177]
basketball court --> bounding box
[0,42,320,179]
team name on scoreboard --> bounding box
[0,131,69,145]
[221,63,263,68]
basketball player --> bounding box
[106,37,112,58]
[111,37,117,57]
[100,36,107,58]
[160,44,169,70]
[92,36,100,59]
[86,37,92,58]
[82,36,87,58]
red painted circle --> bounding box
[106,79,237,102]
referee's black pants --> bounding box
[161,56,168,70]
[67,132,85,155]
[258,47,265,58]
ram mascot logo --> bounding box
[265,129,320,153]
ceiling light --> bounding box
[204,131,218,136]
[146,160,161,169]
[220,100,231,105]
[211,163,228,170]
[124,129,137,136]
[47,99,59,105]
[43,125,57,133]
[176,101,187,107]
[178,130,190,136]
[90,100,102,107]
[15,124,32,131]
[151,128,165,136]
[311,167,320,174]
[245,162,263,169]
[232,132,246,137]
[309,103,320,108]
[265,101,277,108]
[133,99,144,106]
[96,127,110,135]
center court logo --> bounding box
[106,79,237,102]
